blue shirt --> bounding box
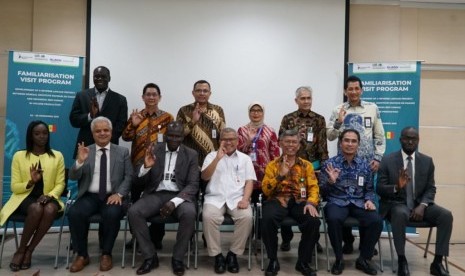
[319,153,374,208]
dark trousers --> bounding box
[128,191,196,261]
[325,203,382,260]
[68,193,123,256]
[261,198,320,263]
[389,203,453,256]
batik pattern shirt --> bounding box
[279,110,328,166]
[122,109,174,167]
[177,102,226,165]
[262,156,319,207]
[319,153,374,208]
[237,124,280,190]
[327,101,385,162]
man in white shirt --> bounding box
[201,128,256,274]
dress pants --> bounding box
[128,191,196,261]
[68,192,124,256]
[202,203,253,256]
[261,198,320,263]
[389,203,453,256]
[325,203,382,260]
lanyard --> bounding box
[251,126,264,151]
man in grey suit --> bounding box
[68,116,133,273]
[377,126,452,276]
[128,121,199,276]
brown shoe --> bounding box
[69,256,90,273]
[100,254,113,271]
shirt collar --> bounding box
[165,144,180,153]
[401,150,415,161]
[343,100,366,109]
[94,87,109,94]
[96,143,110,151]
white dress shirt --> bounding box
[75,143,111,194]
[202,150,256,209]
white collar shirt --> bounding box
[89,144,111,194]
[156,145,179,192]
[202,150,256,209]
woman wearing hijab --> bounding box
[237,102,280,203]
[0,120,65,271]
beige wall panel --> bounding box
[417,9,465,64]
[32,0,86,56]
[399,8,418,60]
[415,185,465,243]
[349,5,401,62]
[419,127,465,186]
[420,71,465,127]
[0,0,33,51]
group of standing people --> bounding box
[0,66,452,276]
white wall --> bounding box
[90,0,346,154]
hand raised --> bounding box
[130,109,144,128]
[397,168,410,189]
[29,162,43,184]
[338,107,346,122]
[90,96,99,118]
[76,142,89,163]
[192,103,201,123]
[278,155,292,177]
[144,143,156,168]
[325,163,341,184]
[216,141,226,160]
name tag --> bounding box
[358,176,364,186]
[300,187,307,198]
[157,133,163,143]
[212,129,217,139]
[364,117,372,128]
[307,127,314,142]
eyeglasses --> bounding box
[282,140,299,145]
[194,89,210,94]
[144,93,160,98]
[249,109,263,113]
[220,138,237,142]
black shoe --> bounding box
[265,259,280,276]
[172,258,185,276]
[430,262,449,276]
[214,253,226,274]
[355,257,377,275]
[136,254,159,275]
[280,241,291,252]
[226,251,239,273]
[295,260,317,276]
[316,242,323,253]
[331,259,345,275]
[397,260,410,276]
[342,242,354,254]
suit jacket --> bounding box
[69,88,128,157]
[69,143,133,199]
[377,150,436,218]
[137,144,199,203]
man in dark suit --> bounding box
[69,66,128,158]
[68,116,133,273]
[128,121,199,276]
[377,126,453,276]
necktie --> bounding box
[99,148,107,201]
[406,156,414,209]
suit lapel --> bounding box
[101,89,112,111]
[89,145,97,174]
[109,143,117,176]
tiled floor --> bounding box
[0,229,463,275]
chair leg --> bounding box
[122,216,128,268]
[445,256,449,272]
[0,221,9,268]
[66,231,72,269]
[248,232,252,271]
[187,236,191,269]
[260,233,264,271]
[424,227,433,258]
[194,219,199,269]
[314,245,318,271]
[322,216,330,272]
[387,222,396,273]
[54,213,67,269]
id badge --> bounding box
[307,128,314,142]
[157,133,163,143]
[300,187,307,198]
[364,117,372,128]
[212,129,217,139]
[358,176,364,186]
[249,152,257,162]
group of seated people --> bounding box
[0,68,452,276]
[0,117,452,276]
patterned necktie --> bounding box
[99,148,107,201]
[406,156,414,209]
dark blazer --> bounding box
[69,88,128,157]
[377,150,436,217]
[137,143,199,202]
[69,143,133,199]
